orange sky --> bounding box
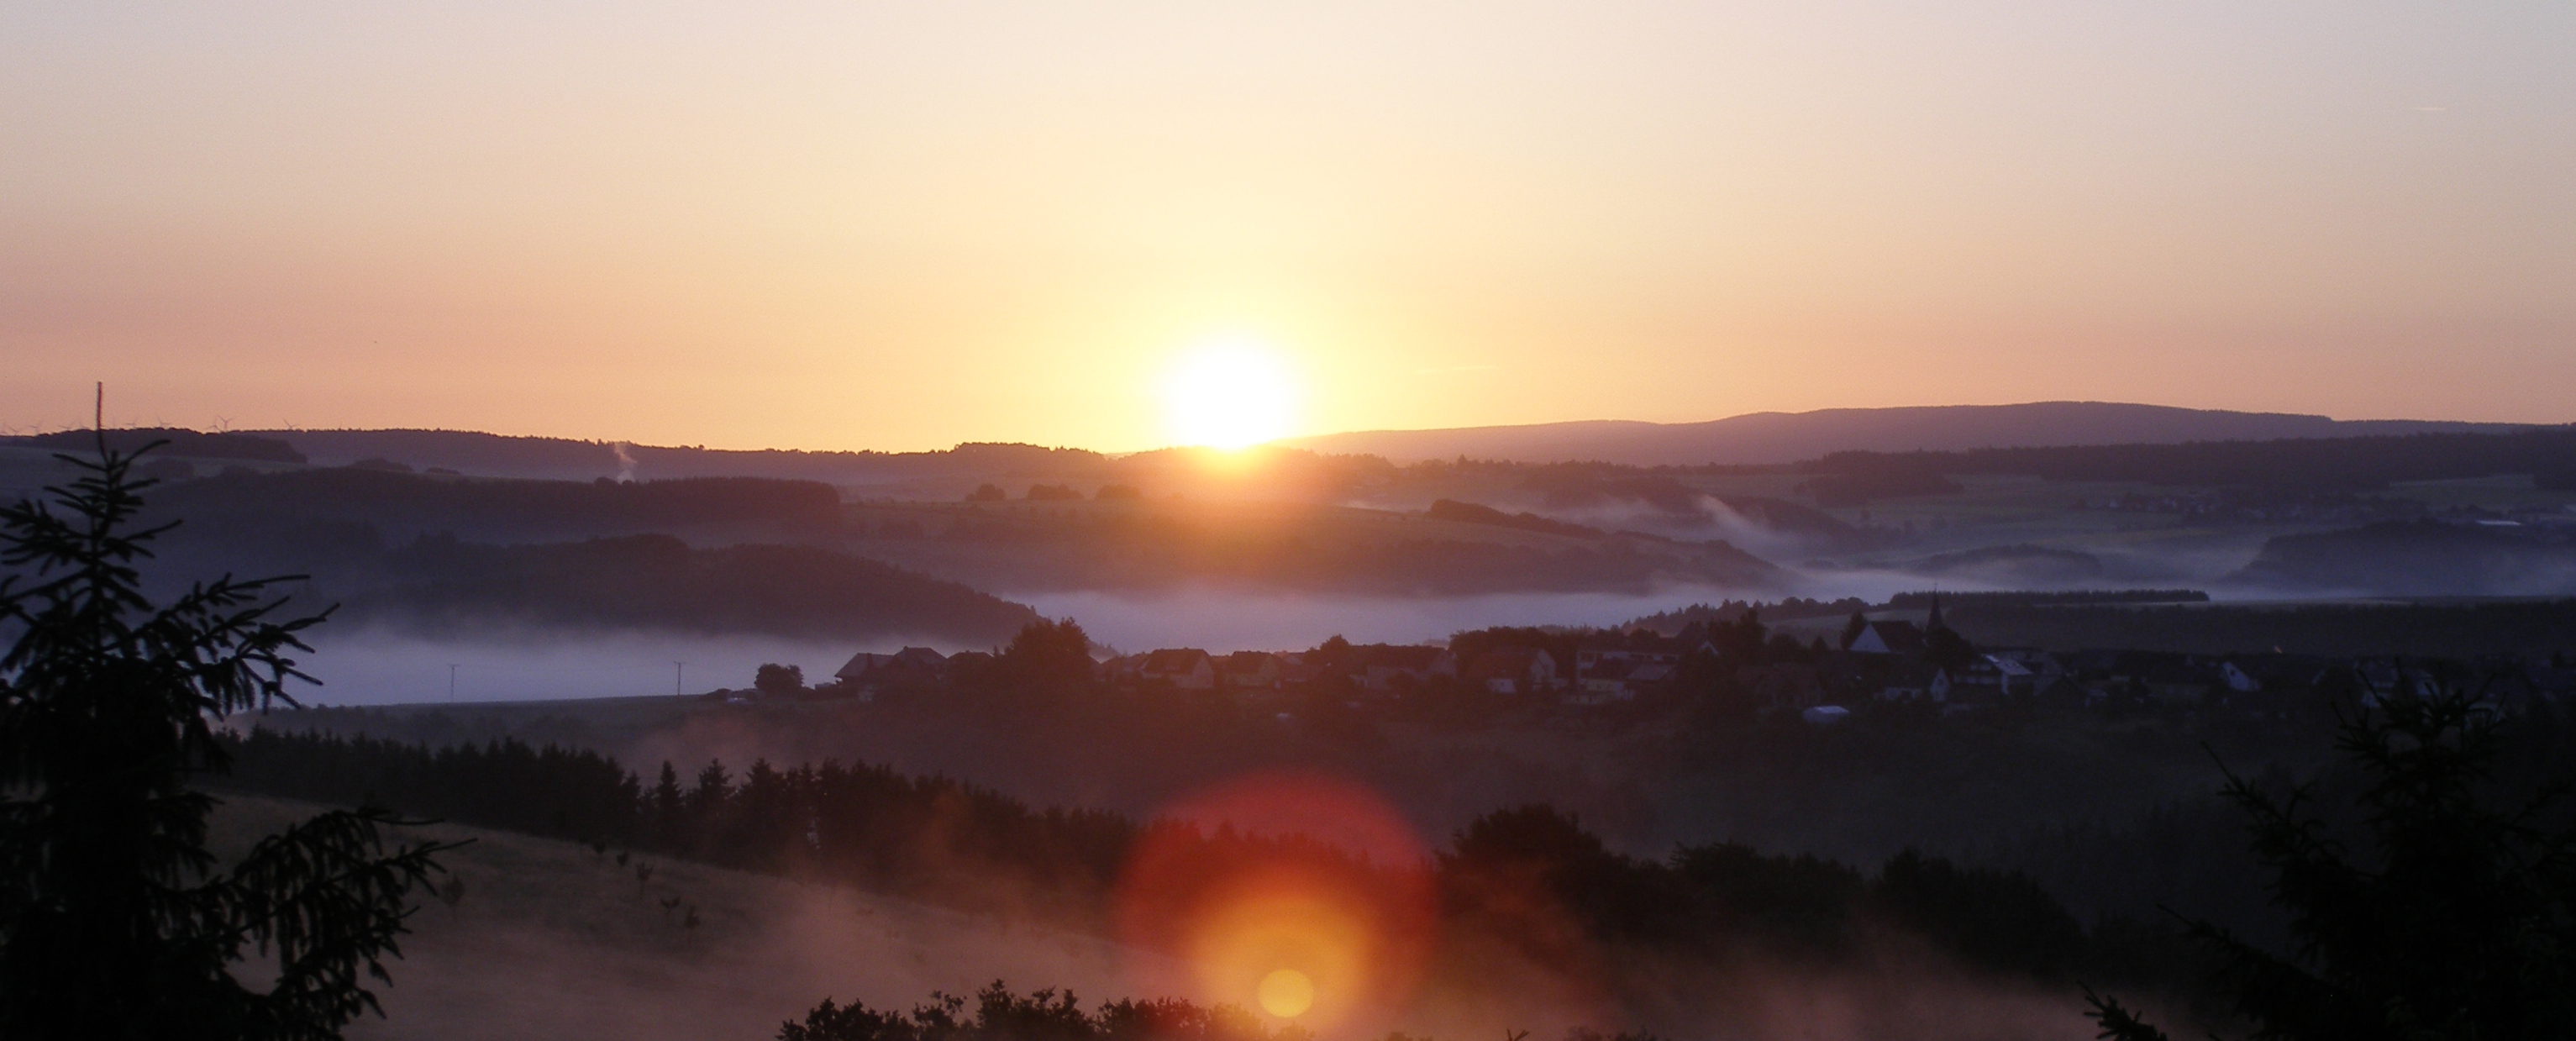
[5,2,2571,452]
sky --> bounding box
[4,1,2571,453]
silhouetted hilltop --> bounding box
[4,428,304,463]
[250,428,1112,483]
[1282,402,2538,465]
[1816,426,2576,492]
[144,466,840,546]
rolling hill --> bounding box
[1279,402,2536,466]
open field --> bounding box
[210,795,1178,1041]
[209,793,2107,1041]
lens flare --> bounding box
[1115,772,1436,1034]
[1257,969,1316,1018]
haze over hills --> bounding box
[1279,401,2542,466]
[0,402,2531,483]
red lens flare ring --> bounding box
[1116,771,1437,1035]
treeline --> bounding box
[148,466,841,543]
[1618,597,1873,633]
[1944,598,2576,659]
[214,729,1133,911]
[1807,427,2576,492]
[778,982,1315,1041]
[352,534,1042,640]
[135,525,1042,644]
[862,511,1783,595]
[2234,520,2576,597]
[251,428,1120,483]
[211,729,2193,994]
[5,427,306,463]
[1886,589,2208,608]
[1424,498,1603,539]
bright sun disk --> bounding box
[1162,339,1297,450]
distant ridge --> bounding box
[1277,402,2540,466]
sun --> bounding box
[1162,338,1299,450]
[1256,968,1315,1018]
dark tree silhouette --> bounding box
[754,663,806,698]
[1000,618,1096,691]
[778,981,1304,1041]
[2089,693,2576,1040]
[0,443,451,1040]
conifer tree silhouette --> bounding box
[0,439,453,1040]
[2088,692,2576,1040]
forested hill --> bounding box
[212,728,2189,1009]
[2231,522,2576,597]
[4,428,306,463]
[1283,402,2534,465]
[1803,426,2576,492]
[144,466,841,544]
[243,428,1113,484]
[334,534,1044,641]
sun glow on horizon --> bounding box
[1161,339,1300,450]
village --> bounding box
[739,598,2576,726]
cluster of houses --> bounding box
[1108,644,1585,698]
[802,607,2576,723]
[816,639,1611,704]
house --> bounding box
[1981,649,2065,696]
[1138,649,1217,690]
[1275,658,1327,688]
[1467,648,1559,694]
[1217,651,1283,691]
[1574,648,1680,674]
[1575,671,1631,701]
[2031,673,2094,709]
[1347,644,1459,691]
[833,646,949,701]
[1565,660,1678,707]
[1876,662,1940,702]
[1932,659,2010,706]
[1801,705,1851,725]
[1619,660,1674,691]
[1845,620,1927,656]
[1569,649,1679,703]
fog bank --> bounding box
[1008,586,1768,653]
[296,628,886,707]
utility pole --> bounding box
[448,664,459,702]
[674,661,686,697]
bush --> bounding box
[777,981,1305,1041]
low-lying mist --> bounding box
[1008,586,1771,654]
[297,628,901,706]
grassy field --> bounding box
[210,794,1174,1041]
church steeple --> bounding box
[1926,591,1947,633]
